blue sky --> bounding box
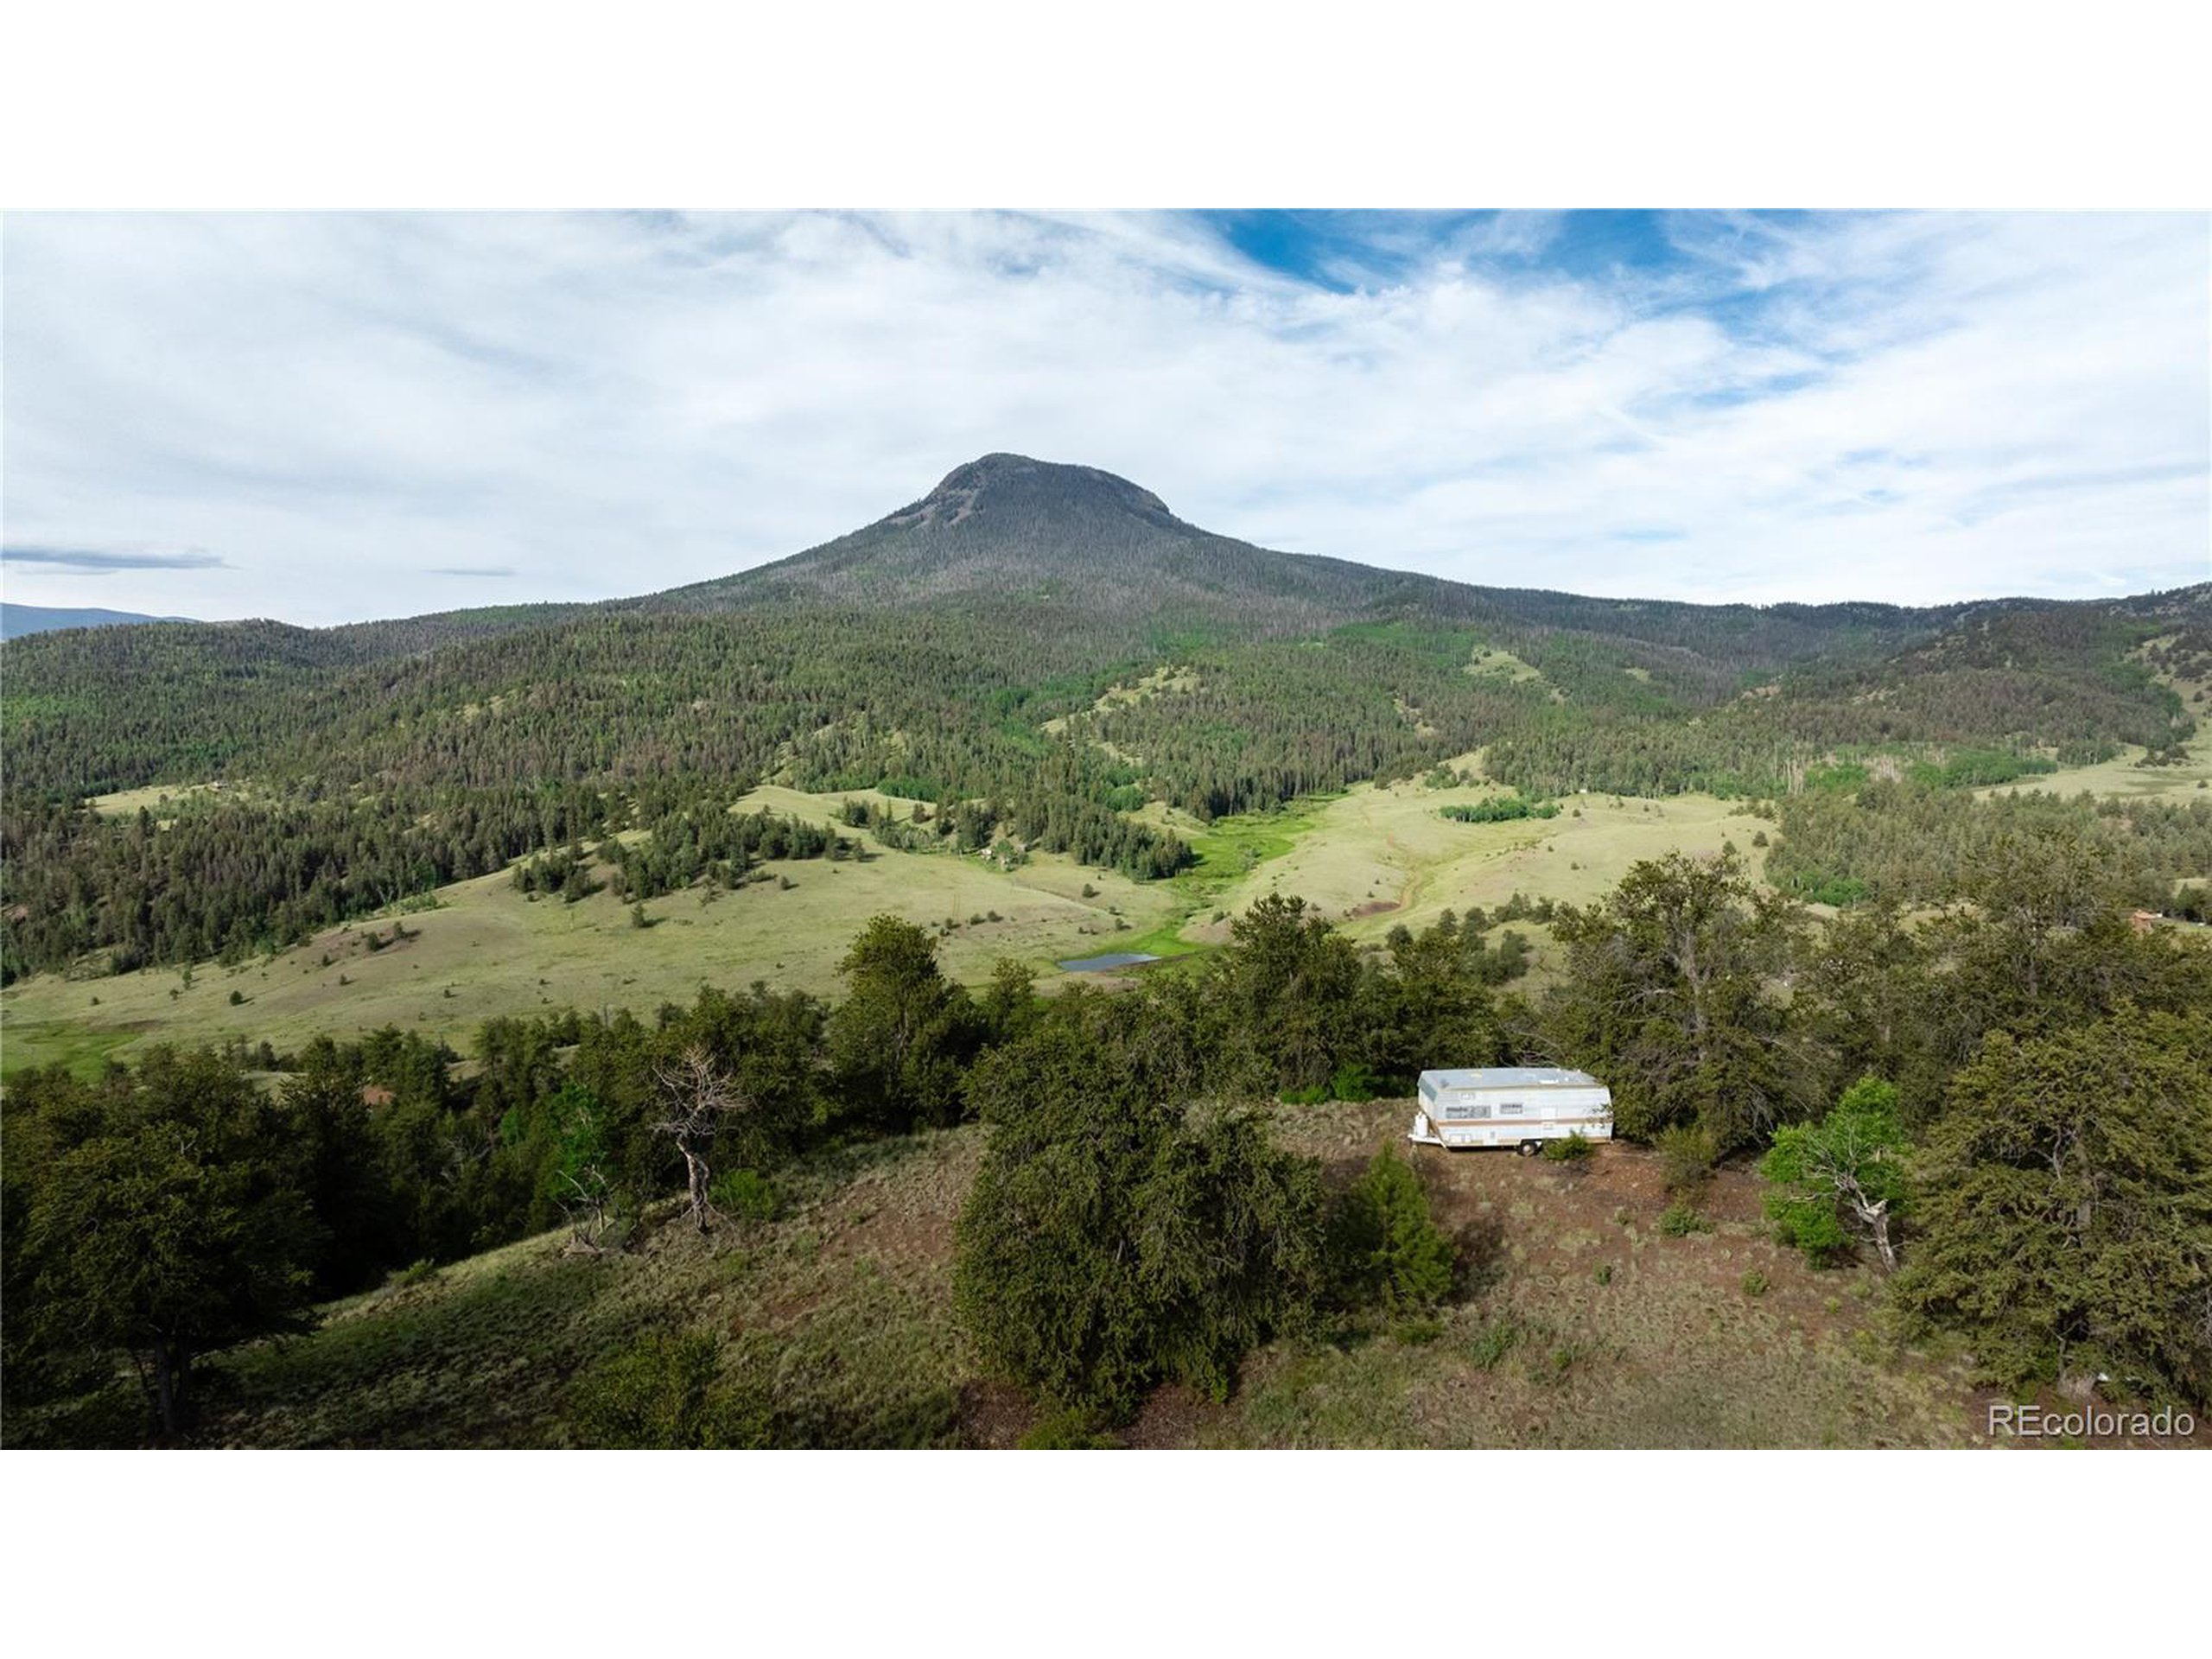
[2,209,2205,625]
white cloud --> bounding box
[1,210,2204,625]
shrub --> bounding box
[1741,1269,1770,1296]
[1542,1132,1595,1165]
[1656,1122,1718,1197]
[393,1257,439,1288]
[1334,1147,1457,1315]
[955,1028,1328,1419]
[1440,794,1560,824]
[1017,1407,1116,1449]
[1328,1062,1385,1102]
[1657,1202,1711,1237]
[710,1167,779,1223]
[1464,1318,1522,1370]
[567,1330,753,1449]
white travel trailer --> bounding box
[1408,1066,1613,1154]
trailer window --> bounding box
[1441,1103,1490,1121]
[1497,1103,1524,1116]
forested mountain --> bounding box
[2,454,2204,980]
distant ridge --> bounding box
[1,601,194,639]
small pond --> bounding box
[1056,951,1161,973]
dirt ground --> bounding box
[948,1102,2209,1451]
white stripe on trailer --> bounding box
[1408,1066,1614,1150]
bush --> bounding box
[1741,1269,1770,1296]
[1656,1123,1717,1198]
[710,1167,779,1223]
[1657,1202,1711,1237]
[1440,794,1560,824]
[955,1026,1329,1419]
[1463,1318,1522,1370]
[567,1330,753,1449]
[1017,1407,1116,1449]
[1542,1132,1595,1165]
[1334,1147,1457,1315]
[1327,1062,1387,1102]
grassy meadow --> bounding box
[1,784,1177,1075]
[10,726,2203,1078]
[1189,774,1762,944]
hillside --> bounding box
[639,453,1984,665]
[638,452,1420,630]
[2,454,2205,988]
[17,1104,2200,1451]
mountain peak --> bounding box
[650,450,1393,626]
[889,453,1177,532]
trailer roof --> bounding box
[1420,1067,1602,1090]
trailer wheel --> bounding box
[1518,1140,1541,1158]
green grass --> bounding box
[22,717,2195,1077]
[1183,776,1761,946]
[122,1132,979,1450]
[1970,654,2212,803]
[0,1022,137,1081]
[1,785,1179,1072]
[1070,777,1763,969]
[1095,796,1341,963]
[85,780,245,819]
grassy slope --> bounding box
[213,1134,976,1449]
[1189,776,1760,944]
[1991,650,2212,803]
[34,1101,2189,1450]
[87,781,238,819]
[22,725,2199,1076]
[1,785,1176,1075]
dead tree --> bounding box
[652,1044,753,1234]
